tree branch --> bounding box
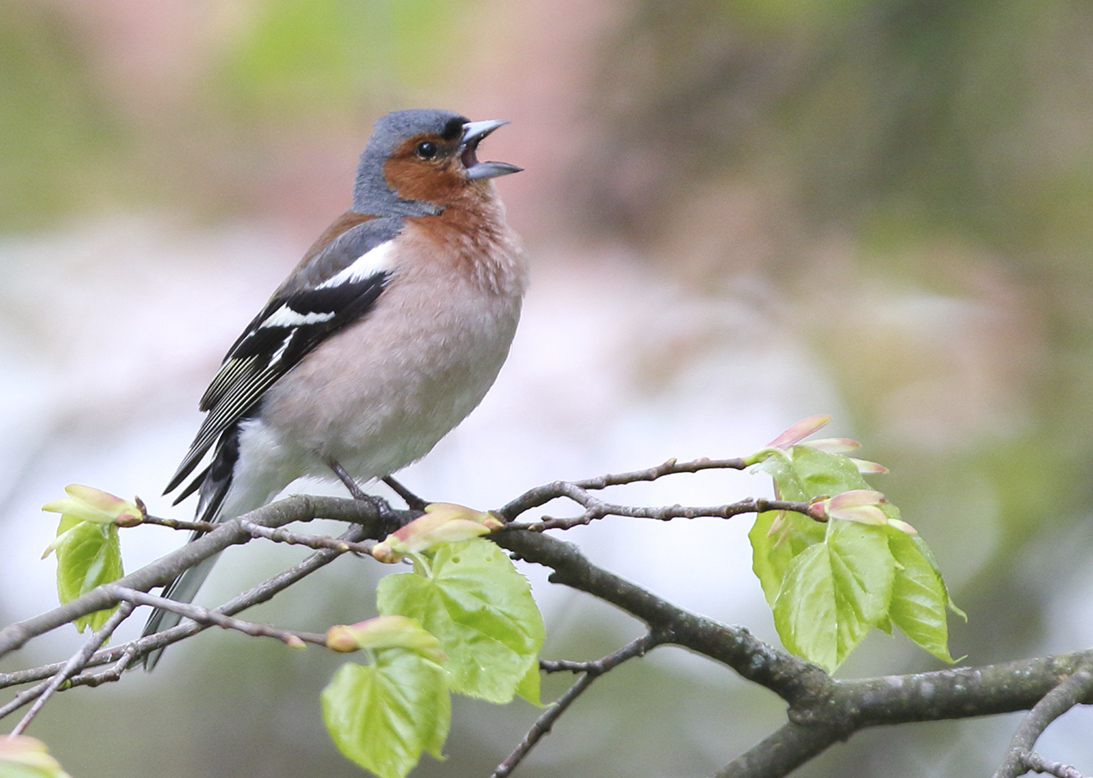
[507,496,810,532]
[1020,751,1092,778]
[6,602,134,736]
[493,527,826,704]
[0,494,404,661]
[103,585,326,648]
[994,665,1093,778]
[1,519,386,698]
[8,461,1093,778]
[496,456,748,519]
[493,632,664,778]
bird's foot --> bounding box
[326,458,403,527]
[382,475,428,512]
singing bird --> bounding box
[142,109,527,668]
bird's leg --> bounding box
[326,458,404,529]
[382,476,428,512]
[327,458,371,501]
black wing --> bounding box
[165,215,403,500]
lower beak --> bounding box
[461,120,523,180]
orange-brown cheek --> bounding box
[383,157,463,205]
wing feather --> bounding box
[165,215,402,497]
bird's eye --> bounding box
[415,141,438,159]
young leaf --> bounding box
[377,539,543,704]
[53,521,122,632]
[749,508,824,606]
[772,543,838,670]
[372,503,502,563]
[326,615,445,664]
[779,444,873,499]
[773,521,894,672]
[514,656,543,707]
[322,650,450,778]
[752,420,962,670]
[887,529,958,662]
[0,735,74,778]
[41,484,141,526]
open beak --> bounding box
[461,120,523,180]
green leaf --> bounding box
[53,521,122,632]
[752,430,962,668]
[751,445,869,604]
[773,521,894,672]
[887,529,958,662]
[514,655,542,706]
[377,539,544,703]
[322,650,450,778]
[781,444,873,499]
[0,735,73,778]
[749,508,825,606]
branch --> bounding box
[493,527,1093,777]
[492,632,664,778]
[10,459,1093,778]
[713,720,848,778]
[6,602,133,736]
[508,495,810,532]
[994,665,1093,778]
[103,585,326,648]
[0,494,404,661]
[494,528,825,704]
[0,519,387,700]
[1020,752,1092,778]
[238,520,378,555]
[497,456,748,519]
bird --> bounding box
[141,108,527,668]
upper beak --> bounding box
[461,120,522,180]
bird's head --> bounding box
[353,109,521,216]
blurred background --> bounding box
[3,0,1093,775]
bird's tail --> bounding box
[141,428,242,670]
[141,554,221,670]
[140,420,295,669]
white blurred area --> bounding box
[0,212,839,650]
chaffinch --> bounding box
[142,109,527,668]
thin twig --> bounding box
[137,515,218,533]
[104,585,327,648]
[498,457,748,520]
[239,520,378,555]
[126,522,378,666]
[994,666,1093,778]
[1021,751,1091,778]
[509,496,810,532]
[539,658,602,673]
[492,633,663,778]
[0,495,402,666]
[8,601,134,736]
[0,523,379,700]
[4,499,370,660]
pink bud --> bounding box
[850,458,889,474]
[888,519,919,536]
[806,437,861,454]
[326,616,444,661]
[823,490,889,525]
[42,485,142,525]
[766,415,832,449]
[372,502,502,562]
